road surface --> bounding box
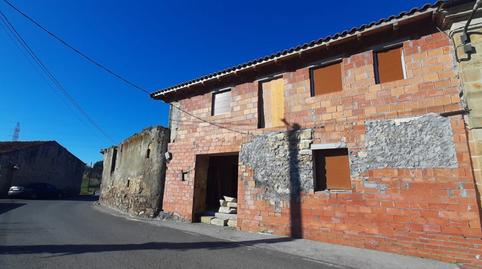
[0,198,335,269]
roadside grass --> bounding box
[80,178,99,195]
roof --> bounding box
[151,1,454,101]
[0,141,53,154]
[0,141,85,165]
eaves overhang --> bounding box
[150,1,459,102]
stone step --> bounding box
[215,212,237,220]
[210,218,228,226]
[200,216,214,224]
[218,207,237,214]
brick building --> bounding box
[151,1,482,267]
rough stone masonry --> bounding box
[100,126,169,217]
[351,113,458,175]
[240,129,313,210]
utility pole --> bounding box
[12,122,20,141]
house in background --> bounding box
[99,126,169,217]
[0,141,85,196]
[150,1,482,267]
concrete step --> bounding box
[200,216,214,224]
[210,218,228,226]
[227,219,237,228]
[215,212,237,220]
[218,207,237,214]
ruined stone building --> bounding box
[148,1,482,267]
[0,141,85,196]
[99,126,169,217]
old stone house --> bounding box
[150,1,482,267]
[0,141,85,196]
[99,126,169,217]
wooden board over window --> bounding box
[212,89,231,116]
[258,78,285,128]
[375,46,405,84]
[310,62,342,96]
[313,148,351,191]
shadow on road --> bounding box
[0,237,294,256]
[61,195,99,202]
[0,202,26,215]
[2,195,99,202]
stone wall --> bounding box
[99,126,169,217]
[240,129,313,211]
[162,28,482,267]
[451,15,482,214]
[351,114,458,174]
[0,142,85,196]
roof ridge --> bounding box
[151,1,444,99]
[0,141,54,154]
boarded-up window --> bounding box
[313,148,351,191]
[310,62,342,96]
[212,89,231,116]
[374,46,406,84]
[258,77,285,128]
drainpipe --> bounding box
[460,0,482,53]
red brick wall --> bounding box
[163,32,482,267]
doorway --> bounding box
[205,155,238,211]
[192,153,239,221]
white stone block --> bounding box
[210,218,227,226]
[223,196,237,202]
[218,207,237,214]
[215,212,237,220]
[227,219,237,227]
[200,216,214,224]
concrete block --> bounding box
[227,219,237,227]
[218,207,237,214]
[210,218,228,226]
[223,196,236,202]
[200,216,214,224]
[227,202,237,208]
[219,199,227,207]
[215,212,237,220]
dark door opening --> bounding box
[192,153,239,221]
[205,155,238,211]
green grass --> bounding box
[79,178,100,195]
[79,178,91,195]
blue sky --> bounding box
[0,0,431,165]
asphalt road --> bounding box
[0,198,334,269]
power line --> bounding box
[0,10,116,144]
[2,0,251,136]
[0,11,102,132]
[2,0,149,95]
